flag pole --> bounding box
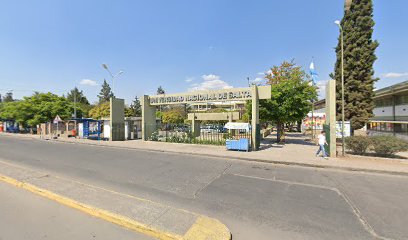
[310,59,317,141]
[312,98,315,140]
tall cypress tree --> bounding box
[129,96,142,117]
[331,0,379,131]
[98,79,114,103]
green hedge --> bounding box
[345,135,408,157]
[370,136,408,156]
[345,136,372,155]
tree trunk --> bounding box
[276,122,285,143]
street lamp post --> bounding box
[335,20,345,157]
[102,63,123,97]
[74,86,77,118]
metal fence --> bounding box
[148,123,251,146]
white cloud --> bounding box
[382,72,408,78]
[258,69,273,76]
[202,74,220,82]
[80,79,98,86]
[185,77,194,83]
[188,74,233,91]
[250,77,265,85]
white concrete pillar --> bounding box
[326,80,337,157]
[142,95,157,141]
[251,85,260,150]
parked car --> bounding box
[201,126,217,133]
[216,126,227,133]
[174,126,190,133]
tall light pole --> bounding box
[335,20,345,156]
[74,86,77,118]
[102,63,123,97]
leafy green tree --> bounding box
[67,87,90,105]
[0,92,79,127]
[249,61,317,143]
[162,108,185,124]
[3,91,14,102]
[156,111,163,119]
[124,106,133,117]
[98,80,114,103]
[331,0,379,131]
[88,102,110,119]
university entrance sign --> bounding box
[148,87,271,105]
[142,85,271,150]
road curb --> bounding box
[0,173,231,240]
[51,138,408,177]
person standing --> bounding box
[316,130,328,159]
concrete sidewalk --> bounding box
[2,132,408,176]
[0,159,231,240]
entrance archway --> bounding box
[141,85,271,150]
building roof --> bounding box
[313,99,326,110]
[308,80,408,112]
[373,80,408,99]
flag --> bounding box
[309,61,319,85]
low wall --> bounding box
[261,128,272,139]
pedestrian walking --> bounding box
[316,130,328,159]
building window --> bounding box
[395,95,408,105]
[375,97,393,107]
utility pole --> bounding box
[74,87,77,118]
[335,20,346,157]
[341,27,345,156]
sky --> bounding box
[1,0,407,104]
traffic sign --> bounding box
[53,115,62,123]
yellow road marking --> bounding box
[0,158,196,215]
[0,174,180,240]
[0,158,231,240]
[183,216,231,240]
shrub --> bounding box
[222,133,233,140]
[149,131,159,141]
[370,135,408,156]
[345,136,372,155]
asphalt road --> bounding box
[0,181,153,240]
[1,135,408,240]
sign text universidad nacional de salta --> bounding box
[149,87,253,105]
